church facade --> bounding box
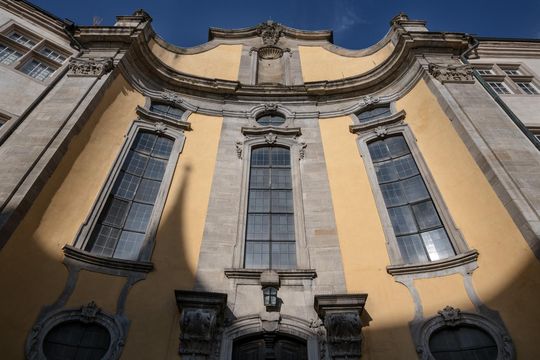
[0,0,540,359]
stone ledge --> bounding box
[224,268,317,280]
[135,106,191,131]
[386,249,479,276]
[349,110,406,134]
[63,245,154,273]
[241,126,302,137]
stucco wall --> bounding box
[299,41,394,82]
[148,39,242,81]
[319,79,540,358]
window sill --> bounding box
[349,110,406,134]
[386,249,479,276]
[241,126,302,137]
[63,245,154,274]
[224,268,317,280]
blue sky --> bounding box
[30,0,540,49]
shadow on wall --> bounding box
[1,87,540,358]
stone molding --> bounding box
[67,57,114,78]
[349,109,406,135]
[241,126,302,137]
[63,245,154,273]
[224,268,317,280]
[25,301,127,360]
[414,306,515,360]
[387,249,479,276]
[428,63,475,84]
[135,106,192,131]
[314,294,368,359]
[175,290,227,359]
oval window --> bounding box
[429,325,497,360]
[256,113,285,126]
[43,321,111,360]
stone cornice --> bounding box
[209,21,333,42]
[476,40,540,58]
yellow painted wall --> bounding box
[0,74,144,358]
[121,113,223,360]
[149,39,242,81]
[396,80,540,356]
[320,79,540,358]
[299,41,394,82]
[319,115,417,359]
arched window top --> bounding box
[356,104,391,123]
[429,325,498,360]
[43,320,111,360]
[256,112,286,126]
[233,333,307,360]
[150,102,184,120]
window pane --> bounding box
[421,228,454,261]
[257,114,285,126]
[271,190,293,213]
[271,168,292,189]
[393,154,419,178]
[8,32,36,48]
[357,106,391,122]
[44,322,110,360]
[250,168,270,189]
[123,151,148,176]
[112,172,141,200]
[245,242,270,268]
[380,182,407,207]
[251,147,270,165]
[271,147,290,166]
[20,59,55,81]
[0,44,22,65]
[114,231,145,260]
[374,161,399,183]
[402,175,430,203]
[133,132,157,154]
[271,214,295,241]
[124,202,153,232]
[248,190,271,212]
[100,198,129,227]
[246,214,270,240]
[144,158,166,180]
[396,234,429,264]
[87,225,120,257]
[430,326,498,360]
[135,179,161,204]
[368,140,390,162]
[152,137,174,159]
[412,201,442,230]
[388,206,417,235]
[271,242,296,268]
[385,136,409,157]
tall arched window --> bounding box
[84,130,175,260]
[367,135,455,264]
[244,146,296,268]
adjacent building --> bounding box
[0,0,539,359]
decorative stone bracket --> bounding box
[314,294,368,359]
[428,63,475,84]
[175,290,228,360]
[68,57,114,78]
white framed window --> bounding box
[476,69,494,75]
[38,46,67,63]
[0,44,22,65]
[7,31,36,48]
[19,59,55,81]
[487,81,512,95]
[516,82,539,95]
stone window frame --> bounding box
[25,301,127,360]
[350,108,477,275]
[0,20,72,83]
[247,103,296,129]
[232,127,309,270]
[65,105,189,275]
[473,62,540,96]
[414,306,515,360]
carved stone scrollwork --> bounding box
[438,305,462,325]
[428,63,475,84]
[161,90,183,105]
[264,103,278,112]
[175,290,227,360]
[374,126,388,138]
[153,122,167,134]
[359,95,380,108]
[257,20,283,46]
[314,294,368,359]
[235,140,243,159]
[68,57,114,78]
[299,141,307,159]
[264,133,277,144]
